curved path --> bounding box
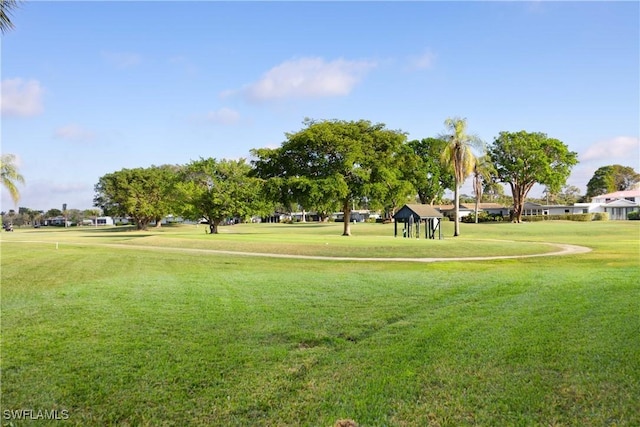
[99,241,591,263]
[2,239,592,263]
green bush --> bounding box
[570,213,593,221]
[628,211,640,220]
[593,212,610,221]
[523,213,593,222]
[462,212,505,223]
[523,215,546,222]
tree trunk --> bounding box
[209,221,218,234]
[342,199,351,236]
[133,216,148,230]
[155,216,162,228]
[453,184,460,236]
[511,183,529,223]
[474,198,479,224]
[516,201,524,223]
[302,208,306,222]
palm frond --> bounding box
[0,0,21,34]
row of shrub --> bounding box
[628,211,640,220]
[522,213,610,222]
[461,212,505,223]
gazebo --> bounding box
[393,204,443,240]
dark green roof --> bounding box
[394,204,443,220]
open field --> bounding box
[1,221,639,426]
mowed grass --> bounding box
[1,221,560,259]
[1,221,639,426]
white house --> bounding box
[575,190,640,220]
[434,203,509,219]
[95,216,114,226]
[520,201,587,216]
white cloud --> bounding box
[53,124,96,143]
[101,51,142,68]
[205,107,240,125]
[1,78,44,117]
[227,57,377,102]
[581,136,640,162]
[407,49,436,71]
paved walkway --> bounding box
[100,241,592,263]
[2,239,592,263]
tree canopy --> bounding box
[178,158,269,234]
[252,118,407,236]
[406,138,454,206]
[94,165,178,230]
[585,165,640,199]
[488,131,578,223]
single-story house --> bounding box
[44,216,72,227]
[432,204,474,220]
[473,203,510,217]
[332,210,377,222]
[521,202,587,216]
[95,216,115,226]
[262,212,292,223]
[433,203,509,219]
[601,199,639,220]
[290,211,322,222]
[575,189,640,220]
[591,189,640,204]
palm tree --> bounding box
[1,153,25,205]
[472,154,496,223]
[1,0,20,34]
[440,117,482,236]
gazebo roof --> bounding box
[394,204,443,220]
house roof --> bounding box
[432,203,508,212]
[394,204,443,220]
[604,199,639,207]
[593,190,640,199]
[474,203,509,209]
[432,204,473,212]
[460,203,508,210]
[524,201,543,208]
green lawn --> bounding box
[1,221,639,426]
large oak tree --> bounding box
[252,118,407,236]
[406,138,455,206]
[94,165,178,230]
[488,131,578,223]
[178,158,269,234]
[585,165,640,199]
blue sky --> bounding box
[2,1,639,211]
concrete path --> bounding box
[98,241,592,263]
[2,239,592,263]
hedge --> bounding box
[593,212,610,221]
[522,213,593,222]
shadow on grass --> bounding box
[81,226,140,233]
